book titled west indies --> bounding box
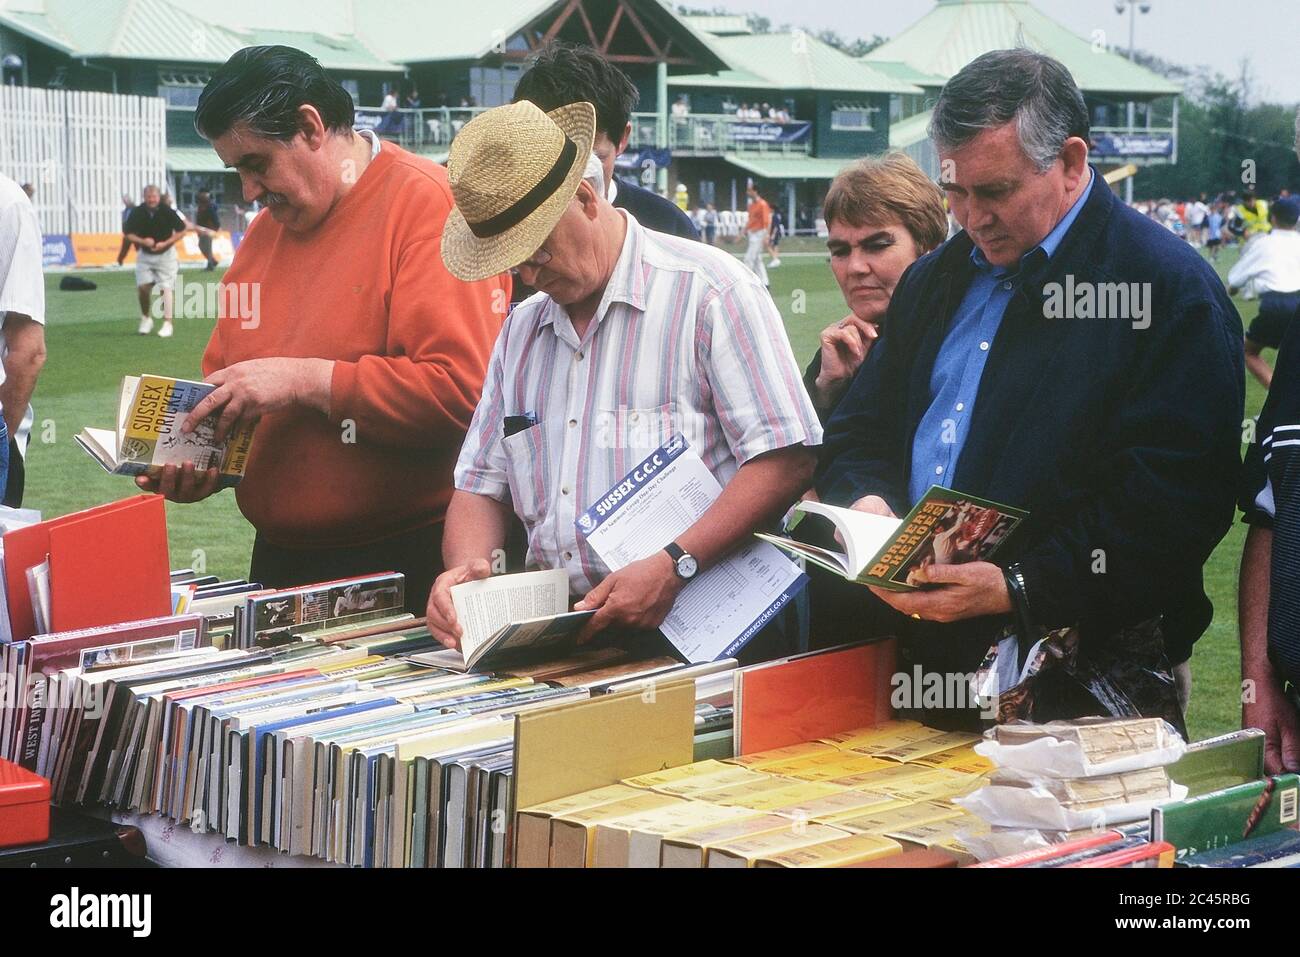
[75,374,255,487]
[757,486,1028,592]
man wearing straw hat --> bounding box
[426,100,822,660]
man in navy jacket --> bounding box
[816,50,1243,730]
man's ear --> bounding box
[297,104,328,149]
[617,122,631,155]
[1061,136,1090,188]
[576,180,601,218]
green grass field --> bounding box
[32,242,1263,740]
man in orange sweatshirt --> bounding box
[136,46,509,610]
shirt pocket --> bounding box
[595,402,677,457]
[501,424,547,528]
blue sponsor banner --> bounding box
[731,120,811,145]
[41,234,74,267]
[1091,133,1174,159]
[615,147,673,174]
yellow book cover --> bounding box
[91,374,255,482]
[830,762,950,790]
[842,725,951,758]
[886,814,987,850]
[593,801,758,868]
[769,787,909,824]
[513,681,695,812]
[711,780,848,812]
[754,832,904,868]
[722,740,837,769]
[623,759,732,789]
[659,813,796,868]
[624,760,769,796]
[873,730,981,763]
[817,720,924,750]
[760,752,894,782]
[871,769,985,803]
[833,801,967,835]
[912,746,995,775]
[550,793,683,867]
[708,822,850,868]
[514,783,645,869]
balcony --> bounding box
[629,112,812,157]
[352,106,490,156]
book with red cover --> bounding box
[733,640,896,755]
[968,830,1125,868]
[1066,841,1175,868]
[3,495,170,642]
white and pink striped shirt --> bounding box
[454,211,822,596]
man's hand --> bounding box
[135,462,222,503]
[574,551,684,643]
[850,494,896,518]
[140,238,156,251]
[869,561,1012,623]
[186,357,334,443]
[1243,666,1300,774]
[425,559,493,650]
[814,314,878,408]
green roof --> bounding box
[0,0,403,70]
[865,60,947,89]
[166,145,226,172]
[889,109,934,149]
[672,33,921,95]
[864,0,1180,97]
[724,155,854,181]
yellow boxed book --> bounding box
[873,731,981,763]
[593,801,759,868]
[757,751,894,782]
[832,801,968,835]
[912,746,995,775]
[722,741,837,769]
[549,792,682,868]
[768,788,908,824]
[660,814,795,868]
[514,783,645,869]
[708,822,850,868]
[869,769,985,803]
[841,725,952,758]
[886,816,989,864]
[695,779,847,812]
[817,720,924,750]
[754,832,904,868]
[831,763,971,792]
[624,761,771,798]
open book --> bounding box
[75,374,255,487]
[434,568,595,672]
[757,487,1027,591]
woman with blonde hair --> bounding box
[806,152,948,418]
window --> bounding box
[157,69,210,108]
[469,64,523,108]
[831,102,878,132]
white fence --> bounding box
[0,87,166,234]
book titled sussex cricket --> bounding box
[75,374,255,487]
[757,486,1028,591]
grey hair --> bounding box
[928,49,1090,172]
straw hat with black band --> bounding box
[442,100,596,282]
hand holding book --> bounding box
[135,461,222,503]
[868,560,1013,623]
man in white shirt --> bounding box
[0,173,49,504]
[1230,197,1300,388]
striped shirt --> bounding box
[455,211,822,596]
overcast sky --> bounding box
[707,0,1300,104]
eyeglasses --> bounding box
[512,245,552,274]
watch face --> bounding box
[677,555,698,579]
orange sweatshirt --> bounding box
[746,197,771,233]
[203,141,510,548]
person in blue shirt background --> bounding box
[815,49,1243,732]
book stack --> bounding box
[2,571,738,868]
[517,719,997,868]
[1152,772,1300,867]
[956,717,1189,863]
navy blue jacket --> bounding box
[613,177,699,241]
[816,172,1245,665]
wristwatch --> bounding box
[663,542,699,581]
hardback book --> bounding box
[757,486,1027,590]
[1179,828,1300,867]
[76,375,255,487]
[438,568,594,673]
[1166,729,1265,798]
[1150,774,1300,860]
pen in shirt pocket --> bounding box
[503,412,539,438]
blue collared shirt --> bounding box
[907,170,1094,506]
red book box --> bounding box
[0,758,50,847]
